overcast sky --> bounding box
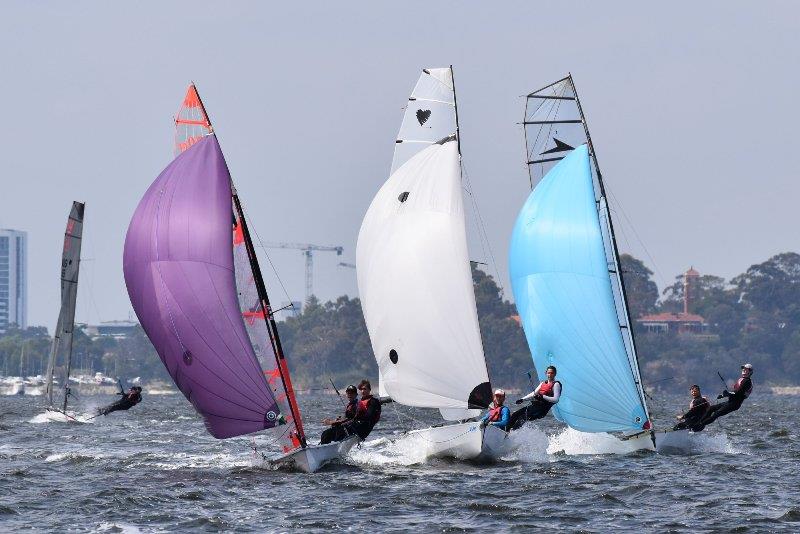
[1,2,798,329]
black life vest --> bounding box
[345,399,358,419]
[735,377,753,399]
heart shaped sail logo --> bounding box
[416,109,432,126]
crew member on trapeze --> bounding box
[480,388,511,431]
[673,384,710,431]
[98,385,143,416]
[695,363,753,431]
[319,384,358,444]
[508,365,561,430]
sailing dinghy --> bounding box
[123,84,357,473]
[357,67,513,461]
[43,201,85,422]
[511,75,654,451]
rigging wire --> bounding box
[461,161,505,296]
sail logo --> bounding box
[416,109,431,126]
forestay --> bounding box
[44,201,84,411]
[357,67,491,418]
[511,145,650,432]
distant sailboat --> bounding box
[512,74,654,450]
[357,67,513,461]
[44,201,85,418]
[123,85,356,472]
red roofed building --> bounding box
[637,267,708,334]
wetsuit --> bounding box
[509,380,562,430]
[99,390,142,416]
[673,395,710,431]
[698,376,752,429]
[344,395,381,440]
[480,404,511,431]
[320,397,358,445]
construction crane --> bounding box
[261,242,343,302]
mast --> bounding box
[450,65,463,159]
[566,74,649,417]
[192,86,307,447]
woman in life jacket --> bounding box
[480,389,511,431]
[509,365,561,431]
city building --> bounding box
[0,229,28,333]
[638,267,708,334]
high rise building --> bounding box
[0,229,27,333]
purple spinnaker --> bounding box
[123,135,280,438]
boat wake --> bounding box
[349,434,431,467]
[28,410,96,424]
[506,425,550,462]
[656,430,740,455]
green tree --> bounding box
[620,254,658,319]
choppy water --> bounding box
[1,391,798,532]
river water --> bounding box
[1,391,798,532]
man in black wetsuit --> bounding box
[696,363,754,430]
[673,384,710,431]
[320,384,359,445]
[343,380,381,440]
[98,386,143,416]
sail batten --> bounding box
[357,68,492,416]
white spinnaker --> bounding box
[392,68,456,174]
[357,139,489,416]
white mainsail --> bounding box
[357,68,491,419]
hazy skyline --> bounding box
[2,2,798,329]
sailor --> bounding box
[673,384,710,431]
[480,389,511,431]
[697,363,754,430]
[98,385,143,416]
[508,365,561,430]
[343,380,381,440]
[319,384,359,445]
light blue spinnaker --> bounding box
[509,144,650,432]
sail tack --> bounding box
[510,145,649,432]
[124,135,282,439]
[45,202,84,410]
[357,68,491,414]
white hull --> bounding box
[274,435,360,473]
[617,430,656,452]
[406,421,515,462]
[654,429,693,453]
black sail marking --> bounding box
[416,109,431,126]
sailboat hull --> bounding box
[275,435,360,473]
[654,429,693,453]
[407,421,515,462]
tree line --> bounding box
[1,252,798,393]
